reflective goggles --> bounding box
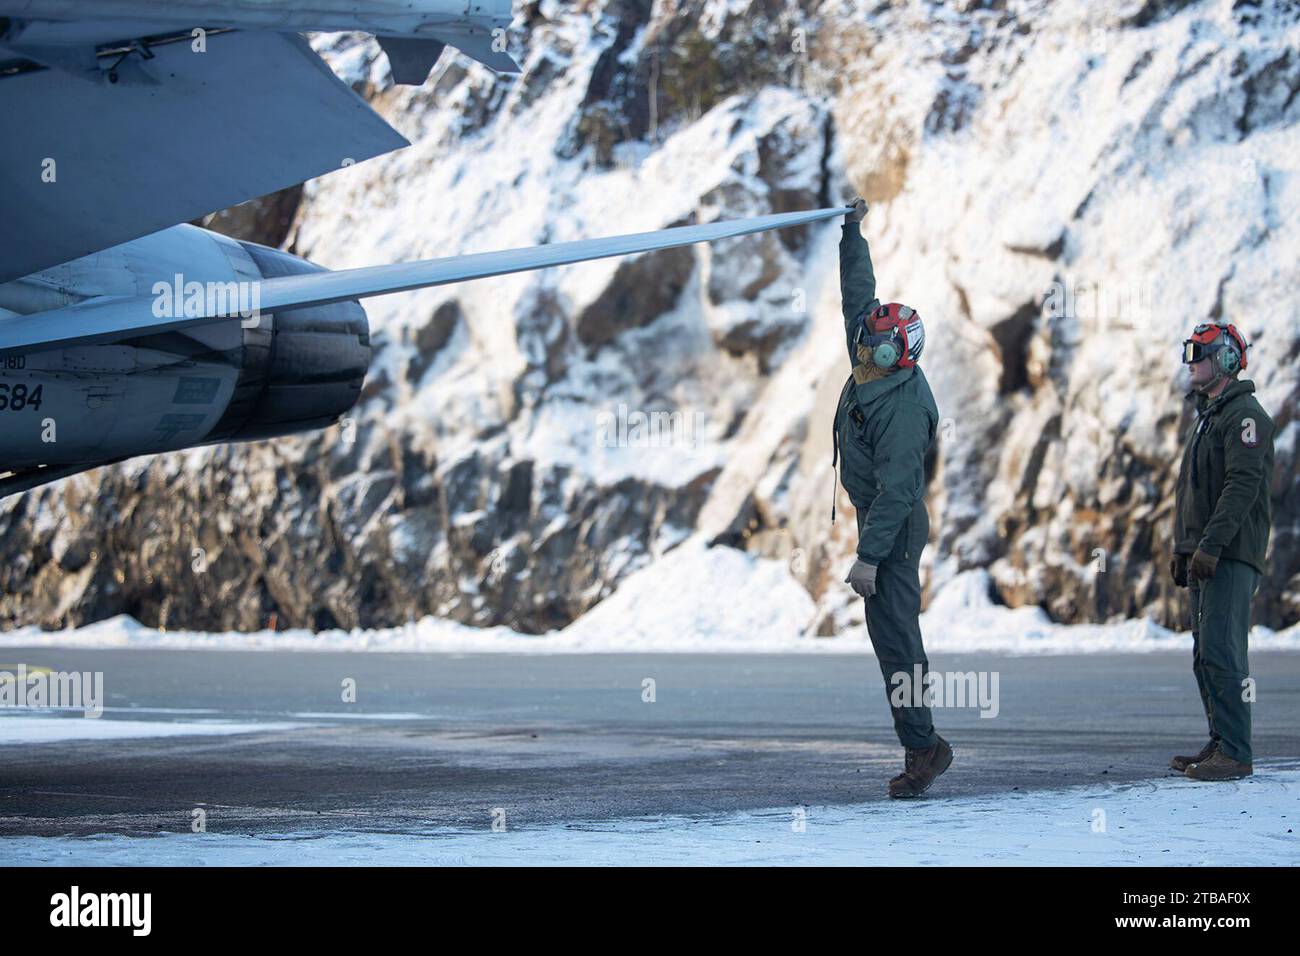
[1182,324,1226,365]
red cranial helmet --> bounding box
[1183,323,1248,374]
[856,302,925,369]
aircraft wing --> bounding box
[0,207,850,357]
[0,2,520,285]
[0,29,409,285]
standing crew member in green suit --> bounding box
[834,198,952,798]
[1170,322,1274,781]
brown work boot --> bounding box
[1184,750,1252,781]
[888,736,953,799]
[1170,740,1217,773]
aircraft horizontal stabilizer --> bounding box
[0,206,849,358]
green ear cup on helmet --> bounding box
[1186,323,1248,377]
[1217,345,1241,375]
[872,341,901,368]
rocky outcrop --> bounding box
[2,0,1298,635]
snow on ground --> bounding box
[5,764,1298,866]
[2,544,1298,655]
[554,538,817,650]
[0,715,301,745]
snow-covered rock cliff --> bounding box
[2,0,1297,638]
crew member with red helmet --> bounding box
[834,198,950,798]
[1170,321,1275,781]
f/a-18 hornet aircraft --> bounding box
[0,1,845,498]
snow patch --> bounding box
[6,764,1299,865]
[0,716,300,746]
[4,560,1299,655]
[555,538,818,651]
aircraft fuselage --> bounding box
[0,0,511,38]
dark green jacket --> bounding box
[1173,378,1275,575]
[833,222,938,564]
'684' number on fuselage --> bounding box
[0,382,44,411]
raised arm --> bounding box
[839,199,879,364]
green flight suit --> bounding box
[1174,379,1275,765]
[833,221,939,750]
[1189,560,1260,764]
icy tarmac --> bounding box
[6,766,1297,866]
[1,649,1297,865]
